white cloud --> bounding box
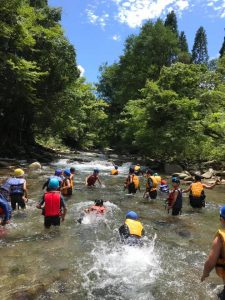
[85,0,225,29]
[78,65,85,77]
[112,34,121,41]
[113,0,190,28]
[86,9,109,29]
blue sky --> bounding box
[48,0,225,83]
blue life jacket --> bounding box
[9,178,25,195]
[0,193,12,221]
[159,184,169,193]
[0,177,13,192]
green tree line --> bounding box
[0,3,224,162]
[0,0,108,156]
[97,11,225,162]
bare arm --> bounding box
[97,177,102,185]
[182,185,191,193]
[203,180,219,190]
[201,236,221,281]
[23,181,28,199]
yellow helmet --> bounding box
[14,168,24,177]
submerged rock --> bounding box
[28,162,42,170]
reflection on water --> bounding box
[0,154,224,299]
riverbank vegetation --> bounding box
[0,1,224,163]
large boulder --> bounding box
[165,163,183,174]
[201,168,214,179]
[28,161,42,170]
[172,173,189,179]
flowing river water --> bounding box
[0,152,225,300]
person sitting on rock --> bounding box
[183,174,219,208]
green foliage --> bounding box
[164,10,178,36]
[0,0,107,154]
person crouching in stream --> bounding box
[201,205,225,300]
[85,168,102,187]
[36,178,67,228]
[119,211,145,246]
[166,177,182,216]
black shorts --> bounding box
[172,207,182,216]
[189,195,205,208]
[11,194,26,210]
[128,183,137,194]
[44,216,60,228]
[149,190,157,199]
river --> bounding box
[0,152,224,300]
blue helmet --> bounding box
[49,178,59,190]
[64,169,71,177]
[55,169,62,176]
[126,211,138,220]
[172,177,180,184]
[115,165,118,170]
[220,206,225,219]
[94,168,99,174]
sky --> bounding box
[48,0,225,83]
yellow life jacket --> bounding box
[125,219,143,237]
[146,176,158,191]
[154,175,161,184]
[132,175,140,189]
[70,175,74,189]
[191,182,204,197]
[111,169,118,175]
[215,229,225,280]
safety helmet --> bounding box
[49,178,59,190]
[129,167,134,173]
[64,169,71,177]
[220,206,225,220]
[126,211,138,220]
[146,169,153,175]
[95,199,104,206]
[94,168,99,174]
[14,168,24,177]
[115,166,118,170]
[172,177,180,184]
[153,172,159,176]
[55,169,62,176]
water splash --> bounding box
[82,235,161,300]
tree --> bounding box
[179,31,188,52]
[192,26,209,64]
[219,37,225,58]
[164,10,178,36]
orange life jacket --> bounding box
[191,182,204,197]
[111,169,118,175]
[90,205,106,214]
[146,176,158,191]
[215,229,225,280]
